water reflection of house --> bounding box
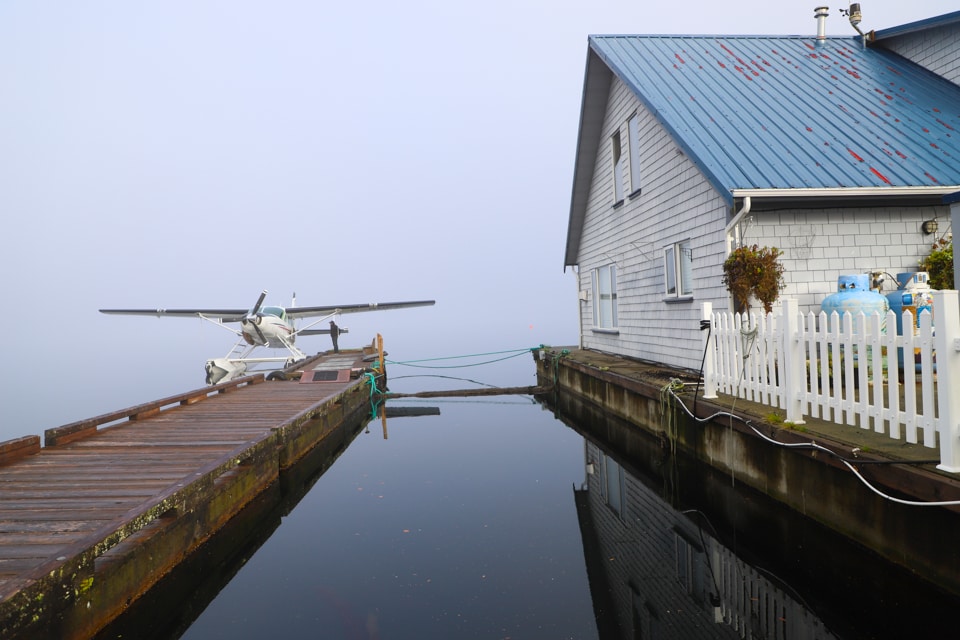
[576,440,836,639]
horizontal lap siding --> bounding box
[578,76,729,370]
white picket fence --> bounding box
[700,291,960,472]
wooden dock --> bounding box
[0,350,380,640]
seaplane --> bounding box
[100,291,435,384]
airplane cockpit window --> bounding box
[262,306,285,319]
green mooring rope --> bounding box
[362,371,382,420]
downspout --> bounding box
[575,266,586,349]
[725,196,752,253]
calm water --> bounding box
[91,365,960,640]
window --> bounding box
[673,529,706,600]
[600,453,625,517]
[611,131,625,204]
[593,265,618,329]
[627,113,642,194]
[664,240,693,298]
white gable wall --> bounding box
[576,76,730,372]
[877,22,960,85]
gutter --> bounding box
[728,186,960,213]
[724,185,957,257]
[733,187,960,199]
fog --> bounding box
[2,1,955,441]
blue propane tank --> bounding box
[820,274,889,332]
[885,272,934,370]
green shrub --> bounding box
[919,238,953,290]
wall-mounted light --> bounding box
[922,219,939,235]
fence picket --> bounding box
[882,310,901,439]
[919,310,936,448]
[702,294,957,471]
[902,309,919,444]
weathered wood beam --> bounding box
[382,385,552,399]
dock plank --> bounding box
[0,352,375,638]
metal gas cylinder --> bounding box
[886,272,934,370]
[820,274,889,332]
[886,272,934,335]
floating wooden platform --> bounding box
[0,350,380,640]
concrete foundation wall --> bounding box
[536,350,960,597]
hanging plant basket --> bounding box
[722,244,786,314]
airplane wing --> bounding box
[101,294,434,322]
[285,300,435,319]
[99,308,249,322]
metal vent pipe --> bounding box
[815,6,829,40]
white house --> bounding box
[565,10,960,372]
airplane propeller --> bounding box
[241,290,269,344]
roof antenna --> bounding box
[814,6,829,43]
[841,3,867,47]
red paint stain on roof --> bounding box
[895,150,907,159]
[847,149,864,162]
[925,172,939,183]
[936,118,955,131]
[870,168,892,184]
[675,53,686,64]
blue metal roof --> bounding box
[589,34,960,196]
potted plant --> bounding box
[722,244,786,314]
[919,238,953,289]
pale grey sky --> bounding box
[1,1,957,439]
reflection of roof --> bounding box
[587,34,960,195]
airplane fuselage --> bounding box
[240,306,296,348]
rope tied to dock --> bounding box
[385,347,541,370]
